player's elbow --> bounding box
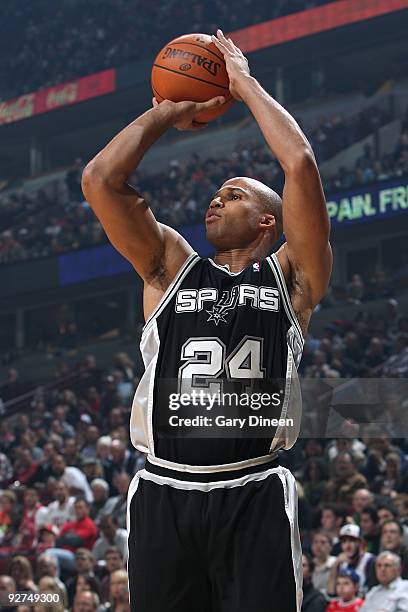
[285,147,317,176]
[81,161,109,200]
[81,161,99,196]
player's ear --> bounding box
[260,214,275,228]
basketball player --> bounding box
[82,29,332,612]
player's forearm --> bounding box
[239,76,314,172]
[84,104,176,191]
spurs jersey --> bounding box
[130,252,304,466]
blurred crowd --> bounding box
[0,104,406,269]
[1,0,337,101]
[0,288,407,610]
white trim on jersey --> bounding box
[208,258,244,276]
[277,469,303,612]
[267,254,304,344]
[142,252,200,335]
[146,452,278,474]
[133,463,293,493]
[126,470,140,563]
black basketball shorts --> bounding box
[127,457,302,612]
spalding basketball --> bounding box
[151,33,234,123]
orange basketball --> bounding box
[151,33,234,123]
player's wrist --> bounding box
[234,74,258,103]
[152,99,181,127]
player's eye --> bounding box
[230,193,241,200]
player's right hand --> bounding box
[152,97,225,131]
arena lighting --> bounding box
[229,0,408,53]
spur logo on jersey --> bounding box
[175,284,280,325]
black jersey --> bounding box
[130,252,304,467]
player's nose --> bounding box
[209,196,224,209]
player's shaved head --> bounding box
[236,177,283,237]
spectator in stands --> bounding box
[57,498,98,552]
[74,574,101,603]
[36,553,68,608]
[327,525,375,596]
[96,437,112,462]
[378,503,399,527]
[99,472,129,529]
[65,548,100,607]
[360,552,408,612]
[36,575,66,612]
[47,498,98,575]
[323,453,368,505]
[107,568,130,612]
[373,452,404,496]
[50,454,93,502]
[301,553,327,612]
[99,547,125,603]
[380,520,408,578]
[41,480,76,528]
[81,426,101,459]
[92,515,127,562]
[351,489,374,523]
[89,479,109,522]
[72,589,100,612]
[327,568,364,612]
[302,458,328,508]
[81,457,103,484]
[8,556,37,593]
[311,530,336,594]
[63,437,81,467]
[359,506,380,555]
[320,504,348,553]
[15,488,47,550]
[103,440,135,494]
[36,524,60,555]
[11,448,39,486]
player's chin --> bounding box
[205,223,223,244]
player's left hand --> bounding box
[211,29,250,101]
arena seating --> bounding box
[0,0,339,100]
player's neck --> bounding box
[214,246,267,273]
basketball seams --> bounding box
[168,41,224,62]
[152,64,231,91]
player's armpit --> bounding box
[81,167,192,283]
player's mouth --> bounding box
[205,212,222,223]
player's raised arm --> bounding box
[81,97,225,285]
[212,30,332,312]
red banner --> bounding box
[0,94,36,125]
[0,69,115,126]
[229,0,408,52]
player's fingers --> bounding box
[211,35,228,54]
[152,97,159,107]
[228,37,244,56]
[217,29,229,44]
[197,96,225,111]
